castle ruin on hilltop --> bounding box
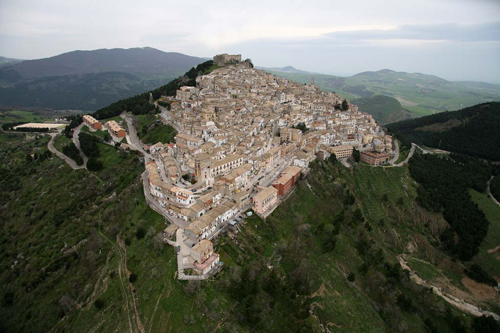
[213,53,242,66]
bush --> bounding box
[94,298,105,309]
[464,264,497,286]
[87,157,103,171]
[136,227,145,239]
[3,292,14,307]
[472,315,500,333]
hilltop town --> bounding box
[80,54,394,279]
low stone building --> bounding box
[190,240,220,275]
[360,151,390,166]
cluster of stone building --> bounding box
[144,54,393,277]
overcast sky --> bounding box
[1,0,499,82]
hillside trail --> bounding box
[398,255,499,321]
[117,235,145,333]
[97,228,134,333]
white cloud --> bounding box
[0,0,499,81]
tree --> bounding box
[347,272,356,282]
[103,133,111,142]
[382,193,388,202]
[296,122,308,133]
[353,148,360,163]
[327,153,337,164]
[344,191,355,206]
[129,273,138,283]
[94,299,105,309]
[87,158,103,171]
[136,227,146,239]
[352,208,363,223]
[472,315,500,333]
[342,99,349,111]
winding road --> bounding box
[47,132,86,170]
[72,123,88,168]
[487,176,500,206]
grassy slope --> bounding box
[53,134,72,152]
[81,124,109,140]
[352,95,414,125]
[0,110,51,124]
[469,190,500,277]
[1,131,497,332]
[136,114,177,145]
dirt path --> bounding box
[117,236,145,333]
[147,280,170,333]
[306,180,319,197]
[398,255,499,320]
[98,229,134,333]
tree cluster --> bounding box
[92,61,216,120]
[62,143,83,166]
[63,115,82,138]
[409,153,492,260]
[387,102,500,160]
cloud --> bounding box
[323,22,500,42]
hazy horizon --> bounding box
[1,0,499,83]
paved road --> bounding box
[388,140,400,165]
[395,143,416,166]
[487,176,500,206]
[384,143,417,168]
[72,123,88,168]
[47,132,86,170]
[122,112,151,158]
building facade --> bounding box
[83,115,102,130]
[253,186,278,214]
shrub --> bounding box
[136,227,145,239]
[94,298,105,309]
[464,264,497,286]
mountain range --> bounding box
[1,48,500,121]
[0,47,204,111]
[264,67,500,123]
[0,56,23,67]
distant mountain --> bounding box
[0,47,205,110]
[258,66,310,74]
[266,68,500,119]
[352,95,414,125]
[387,102,500,160]
[0,56,23,67]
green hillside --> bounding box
[0,48,205,111]
[387,102,500,160]
[2,129,499,331]
[353,95,414,124]
[265,69,500,119]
